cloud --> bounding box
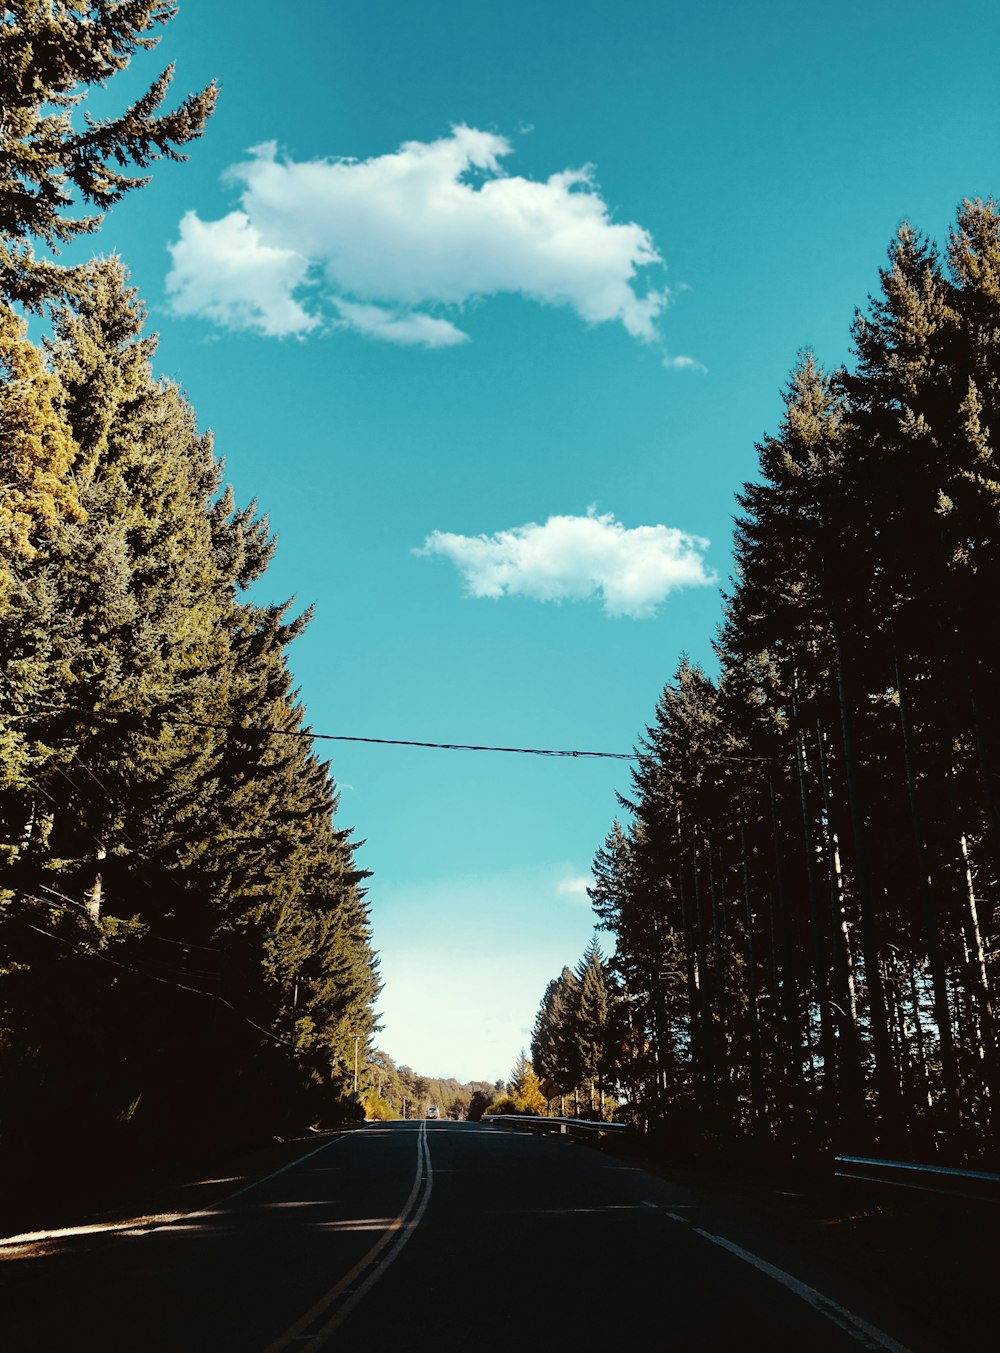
[415,508,715,618]
[166,210,318,337]
[556,874,594,904]
[165,127,667,345]
[664,352,707,373]
[333,299,469,348]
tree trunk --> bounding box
[893,640,962,1133]
[815,715,865,1135]
[739,813,766,1132]
[790,682,840,1136]
[833,620,900,1141]
[85,843,107,923]
[768,773,807,1140]
[957,832,1000,1145]
[676,813,702,1107]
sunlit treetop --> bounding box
[0,2,217,308]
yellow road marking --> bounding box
[264,1123,433,1351]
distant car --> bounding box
[426,1105,440,1120]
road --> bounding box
[0,1120,925,1351]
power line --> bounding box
[186,723,636,761]
[5,704,637,760]
[3,704,787,763]
[35,885,219,952]
[19,919,294,1051]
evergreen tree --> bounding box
[506,1049,546,1115]
[576,936,613,1112]
[0,1,216,307]
[585,202,1000,1159]
[1,257,382,1152]
[531,964,582,1103]
[0,304,82,593]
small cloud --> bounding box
[334,299,469,348]
[166,210,318,337]
[664,352,707,373]
[166,126,667,345]
[415,507,715,619]
[556,875,594,904]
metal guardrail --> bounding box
[483,1113,630,1136]
[834,1154,1000,1204]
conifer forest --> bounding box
[4,4,1000,1178]
[0,4,380,1166]
[533,205,1000,1166]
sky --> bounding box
[60,0,1000,1083]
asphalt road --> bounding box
[0,1120,927,1352]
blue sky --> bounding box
[67,0,1000,1082]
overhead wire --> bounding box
[200,726,636,760]
[35,884,220,954]
[8,891,222,983]
[3,703,636,759]
[2,702,784,761]
[19,919,294,1050]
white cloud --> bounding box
[556,874,594,904]
[664,352,707,373]
[333,299,470,348]
[166,210,318,337]
[415,508,715,619]
[165,127,667,344]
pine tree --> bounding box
[723,354,866,1142]
[576,936,613,1113]
[531,965,582,1105]
[0,2,216,307]
[507,1049,546,1115]
[1,257,382,1150]
[4,261,230,927]
[0,304,82,592]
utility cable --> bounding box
[35,884,219,951]
[195,725,635,760]
[3,703,784,761]
[27,890,223,979]
[3,704,636,760]
[20,920,294,1050]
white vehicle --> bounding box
[426,1105,440,1120]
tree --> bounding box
[531,965,582,1104]
[576,936,614,1112]
[1,256,383,1152]
[467,1089,492,1122]
[0,1,217,308]
[0,305,82,596]
[505,1049,546,1115]
[582,202,1000,1161]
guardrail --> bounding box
[834,1154,1000,1204]
[483,1113,630,1137]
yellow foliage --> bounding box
[0,306,83,596]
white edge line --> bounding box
[691,1226,915,1353]
[151,1132,352,1229]
[0,1133,353,1249]
[0,1215,187,1247]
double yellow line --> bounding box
[264,1122,434,1351]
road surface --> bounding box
[0,1120,927,1351]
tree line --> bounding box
[526,938,618,1118]
[364,1048,495,1122]
[1,3,380,1165]
[582,202,1000,1164]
